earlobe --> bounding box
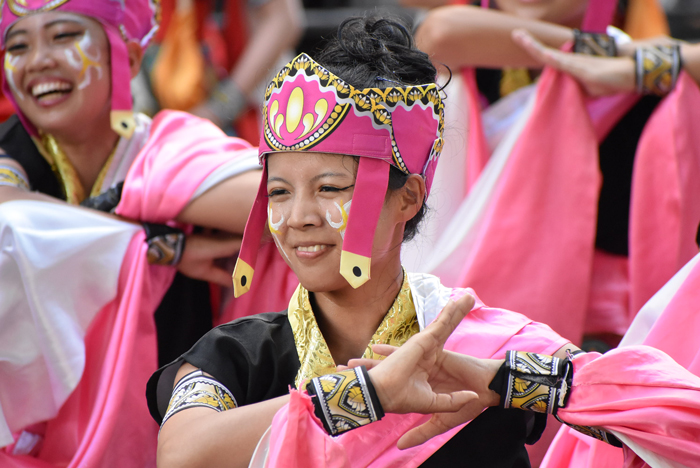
[126,40,143,79]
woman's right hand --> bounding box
[176,232,242,287]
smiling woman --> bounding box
[0,0,296,466]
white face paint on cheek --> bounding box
[64,30,103,90]
[325,199,351,239]
[268,203,292,264]
[4,55,24,100]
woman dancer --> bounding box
[148,17,700,468]
[0,0,294,465]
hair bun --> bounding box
[315,15,436,89]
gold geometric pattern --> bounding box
[573,30,617,57]
[162,372,237,427]
[503,351,563,415]
[309,367,380,435]
[635,44,681,96]
[262,53,444,176]
[289,268,419,389]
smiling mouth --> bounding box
[296,245,329,253]
[30,81,73,102]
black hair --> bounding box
[315,15,436,242]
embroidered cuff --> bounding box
[490,351,573,415]
[306,366,385,436]
[634,44,681,96]
[0,165,30,191]
[573,30,617,57]
[162,371,237,427]
[142,222,186,266]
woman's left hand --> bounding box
[176,231,241,287]
[511,29,636,97]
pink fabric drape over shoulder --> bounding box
[264,290,569,467]
[450,68,700,346]
[0,111,266,467]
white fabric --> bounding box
[98,113,152,193]
[0,201,139,447]
[612,432,690,468]
[192,147,260,199]
[403,83,538,278]
[619,253,700,347]
[407,271,454,331]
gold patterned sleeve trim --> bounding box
[635,44,681,96]
[503,351,572,415]
[306,366,384,436]
[0,164,30,191]
[573,30,617,57]
[161,371,237,427]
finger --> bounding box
[207,236,243,258]
[202,265,236,288]
[428,390,478,414]
[511,29,565,70]
[425,293,474,346]
[371,344,398,357]
[346,358,383,370]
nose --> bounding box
[286,192,323,230]
[25,40,57,73]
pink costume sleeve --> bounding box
[264,292,568,467]
[0,111,256,468]
[556,348,700,467]
[543,252,700,468]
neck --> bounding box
[50,123,120,192]
[312,260,404,366]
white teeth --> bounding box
[31,81,71,97]
[297,245,327,252]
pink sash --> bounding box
[0,111,259,467]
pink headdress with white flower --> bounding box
[0,0,160,139]
[232,53,444,296]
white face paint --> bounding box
[64,30,103,90]
[325,199,351,239]
[4,54,24,100]
[268,203,292,264]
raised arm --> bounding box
[415,5,573,69]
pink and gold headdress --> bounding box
[232,53,444,296]
[0,0,160,139]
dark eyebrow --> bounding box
[267,172,352,185]
[6,19,84,40]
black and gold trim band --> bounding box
[162,371,237,427]
[635,44,682,96]
[573,30,617,57]
[490,351,573,415]
[306,366,385,436]
[142,222,186,266]
[0,165,30,191]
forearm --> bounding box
[416,5,573,69]
[175,169,262,234]
[681,42,700,85]
[229,0,303,96]
[157,394,290,468]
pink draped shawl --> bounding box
[450,68,700,346]
[0,111,282,467]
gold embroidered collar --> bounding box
[288,270,419,388]
[32,134,116,205]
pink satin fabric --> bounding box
[264,289,569,467]
[543,251,700,468]
[0,111,265,467]
[453,68,700,347]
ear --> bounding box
[397,174,426,223]
[126,40,143,79]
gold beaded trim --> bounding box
[0,165,29,190]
